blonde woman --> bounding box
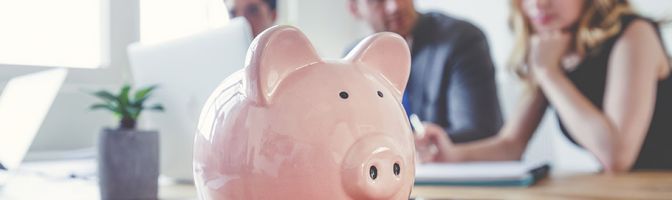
[414,0,671,173]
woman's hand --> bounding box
[528,31,572,78]
[414,122,457,163]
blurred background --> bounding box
[0,0,671,198]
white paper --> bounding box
[415,161,543,182]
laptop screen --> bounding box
[127,17,252,180]
[0,69,67,171]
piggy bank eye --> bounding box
[377,91,384,98]
[393,163,400,176]
[369,165,378,180]
[339,91,349,99]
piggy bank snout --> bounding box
[341,134,408,199]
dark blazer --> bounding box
[346,12,503,143]
[406,12,502,143]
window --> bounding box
[0,0,105,68]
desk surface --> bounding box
[410,171,672,200]
[5,168,671,200]
[164,172,672,200]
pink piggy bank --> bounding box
[193,25,415,200]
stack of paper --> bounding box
[414,161,549,187]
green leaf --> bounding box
[133,85,158,106]
[118,84,131,118]
[91,91,117,103]
[113,112,122,119]
[87,84,163,122]
[127,106,141,120]
[146,104,165,112]
[118,84,131,105]
[90,103,120,114]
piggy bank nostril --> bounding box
[369,166,378,180]
[393,163,400,176]
[339,91,349,99]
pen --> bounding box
[409,114,425,138]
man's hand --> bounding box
[414,122,456,163]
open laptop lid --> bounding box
[127,17,252,180]
[0,69,68,171]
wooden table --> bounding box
[410,171,672,200]
[23,170,664,199]
[164,172,672,200]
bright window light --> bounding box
[0,0,104,69]
[140,0,229,44]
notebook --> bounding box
[414,161,550,187]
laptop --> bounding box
[0,69,68,188]
[127,17,252,181]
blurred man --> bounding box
[348,0,503,143]
[226,0,277,37]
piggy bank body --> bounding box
[193,26,415,200]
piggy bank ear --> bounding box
[245,25,321,105]
[345,32,411,100]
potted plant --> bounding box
[90,84,164,200]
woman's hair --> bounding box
[507,0,635,81]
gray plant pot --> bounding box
[99,128,159,200]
